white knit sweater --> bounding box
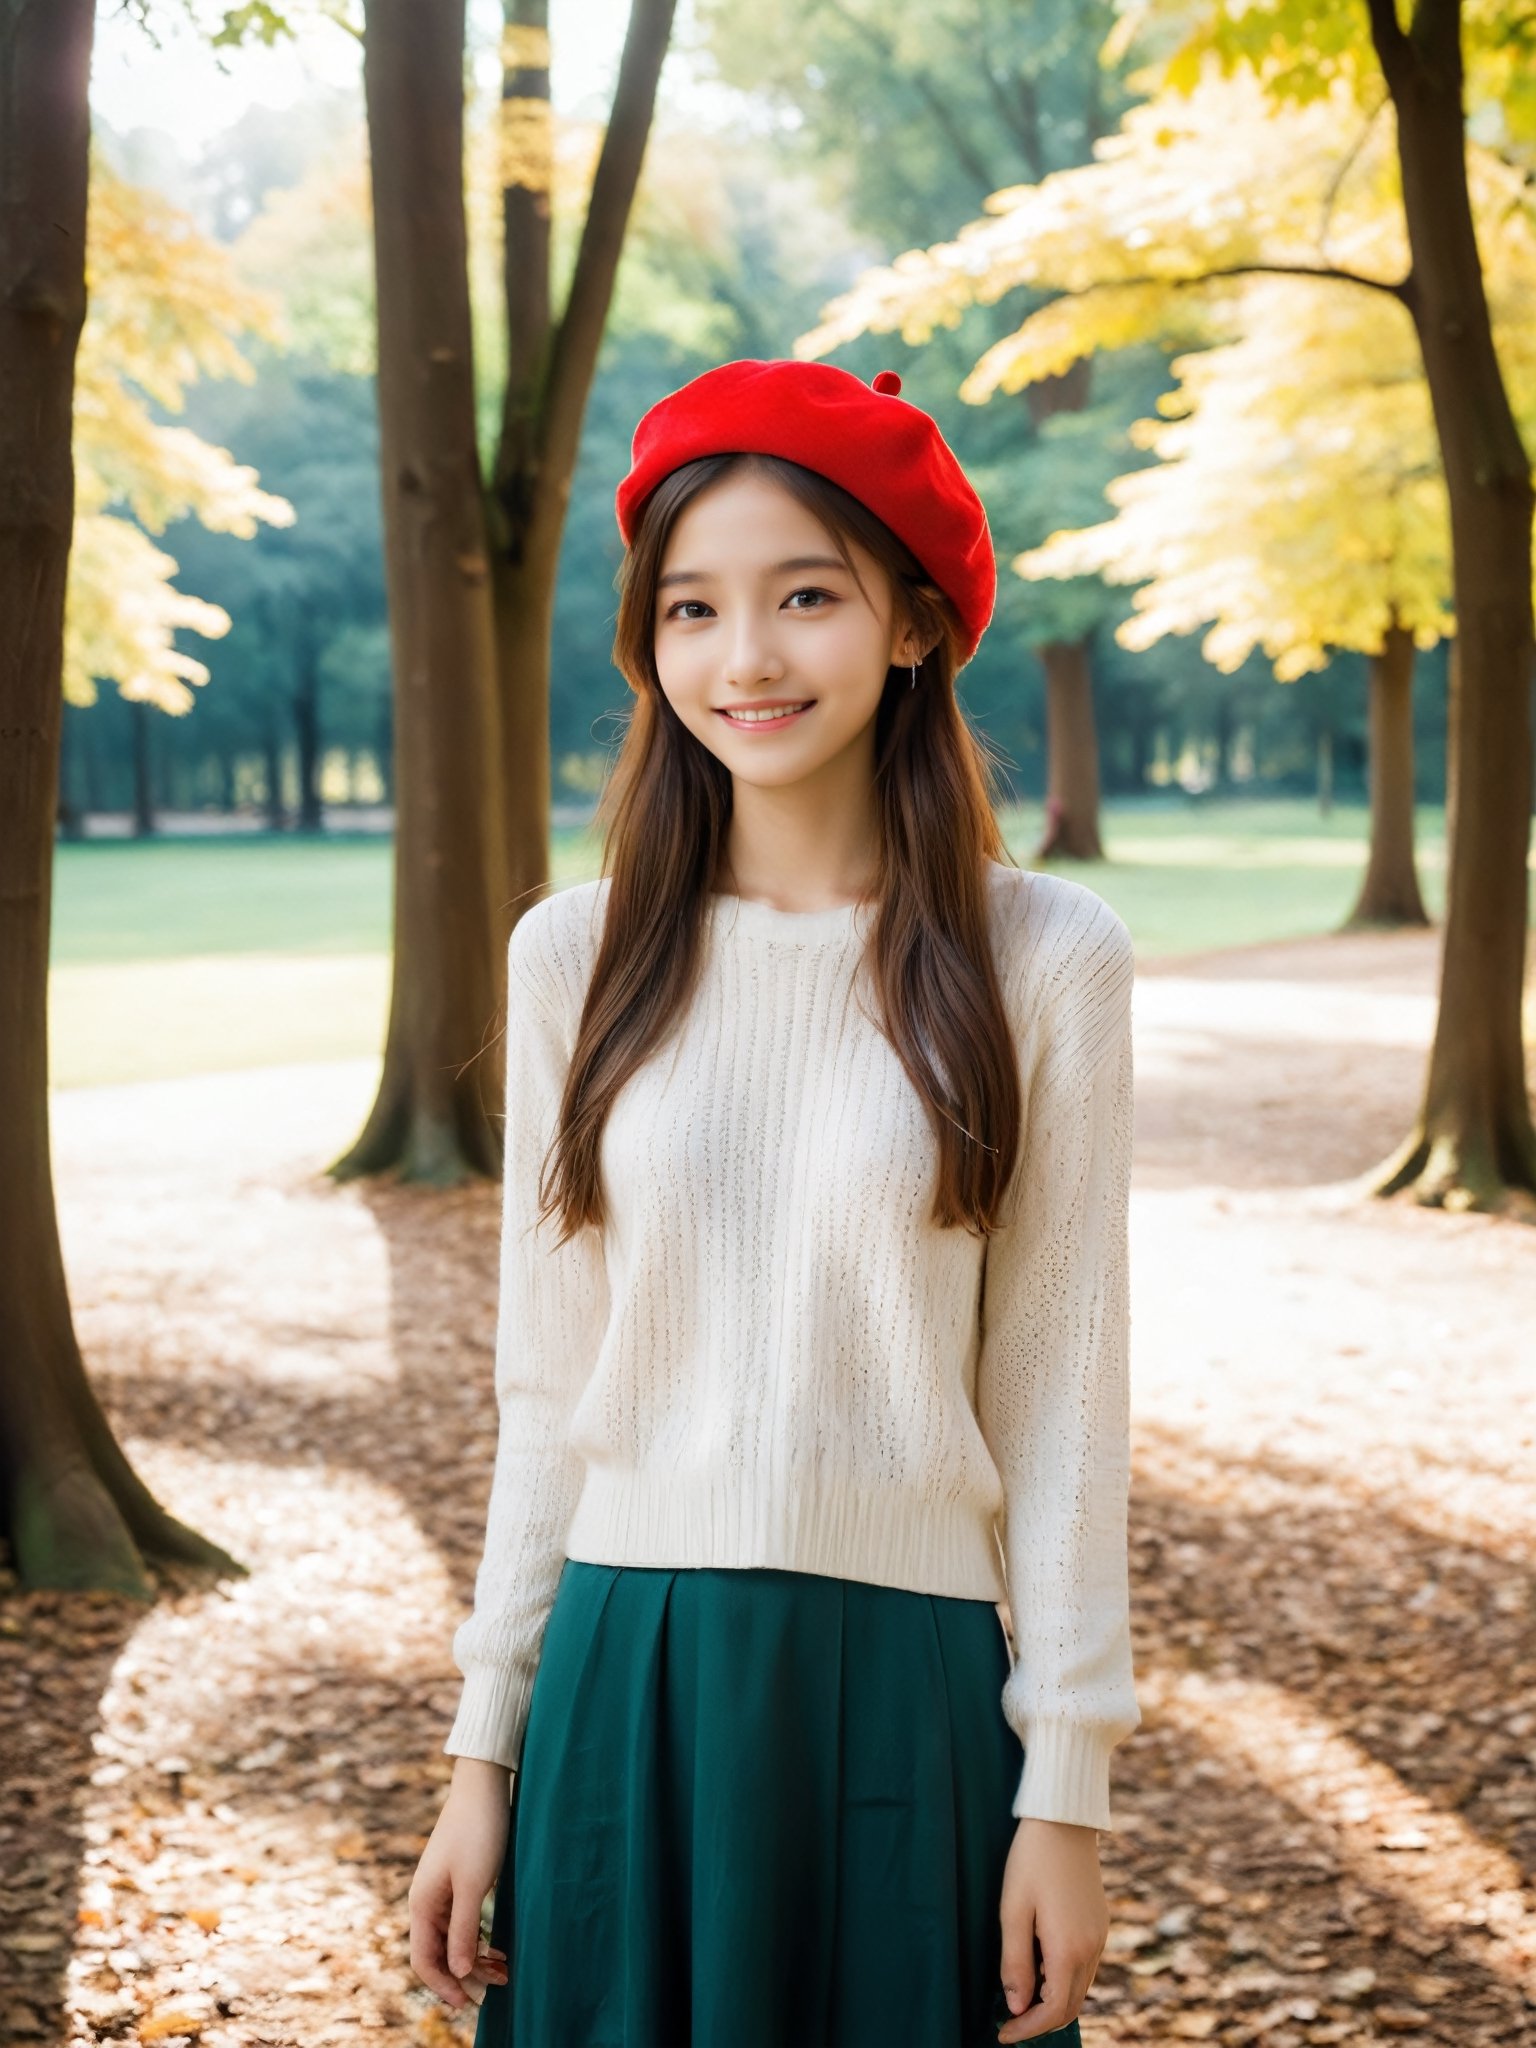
[444,860,1141,1831]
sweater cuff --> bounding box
[1010,1718,1117,1831]
[442,1664,536,1776]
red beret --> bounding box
[614,357,996,667]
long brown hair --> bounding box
[535,450,1025,1248]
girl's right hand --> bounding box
[408,1758,514,2009]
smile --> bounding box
[714,701,816,730]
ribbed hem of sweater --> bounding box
[443,1662,535,1777]
[1012,1716,1117,1832]
[563,1472,1009,1604]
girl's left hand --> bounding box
[995,1815,1109,2042]
[457,1943,509,2008]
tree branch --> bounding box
[970,4,1043,178]
[534,0,676,513]
[1051,259,1412,306]
[822,0,998,198]
[976,53,1040,174]
[1363,0,1412,86]
[1316,89,1390,259]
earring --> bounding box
[909,661,918,691]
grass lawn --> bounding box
[46,795,1522,1089]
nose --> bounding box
[723,606,785,690]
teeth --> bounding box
[726,703,810,722]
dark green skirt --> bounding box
[474,1559,1083,2048]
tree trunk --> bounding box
[339,0,506,1187]
[1020,367,1108,858]
[293,624,323,834]
[1213,690,1235,790]
[80,702,105,817]
[1033,636,1105,860]
[375,700,393,805]
[1344,620,1430,929]
[262,726,286,830]
[1129,719,1151,791]
[490,0,676,917]
[56,706,82,838]
[130,698,156,836]
[1316,723,1333,817]
[0,0,242,1595]
[1364,0,1536,1211]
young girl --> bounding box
[409,358,1141,2046]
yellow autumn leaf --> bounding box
[795,60,1536,676]
[69,159,293,714]
[137,2013,205,2042]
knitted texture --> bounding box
[444,862,1141,1830]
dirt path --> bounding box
[3,925,1533,2046]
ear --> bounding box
[892,630,942,669]
[891,583,944,669]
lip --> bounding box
[714,699,816,731]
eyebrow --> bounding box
[656,553,849,591]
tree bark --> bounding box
[1344,619,1430,929]
[0,0,242,1594]
[1364,0,1536,1210]
[338,0,506,1186]
[1033,636,1105,860]
[490,0,676,919]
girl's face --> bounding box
[652,468,918,788]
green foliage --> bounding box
[968,345,1177,645]
[698,0,1136,248]
[162,357,388,748]
[1109,0,1536,121]
[117,0,295,49]
[233,130,376,375]
[209,1,294,47]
